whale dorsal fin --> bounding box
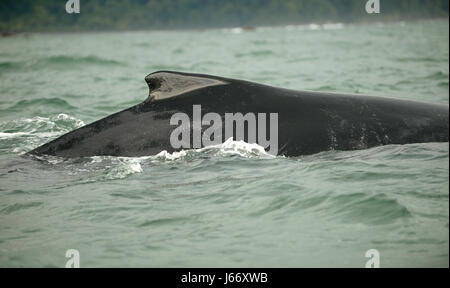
[145,71,227,101]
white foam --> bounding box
[116,157,143,175]
[230,27,243,34]
[322,23,344,30]
[87,156,146,179]
[200,137,274,157]
[153,138,275,161]
[155,150,188,161]
[0,132,28,138]
[308,23,321,30]
[28,139,276,180]
[53,113,85,127]
[0,113,84,138]
[0,113,85,154]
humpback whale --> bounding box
[28,71,449,158]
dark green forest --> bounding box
[1,0,449,32]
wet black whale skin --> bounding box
[28,71,449,157]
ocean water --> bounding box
[0,20,448,268]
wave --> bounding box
[0,114,84,136]
[27,138,275,180]
[425,71,449,80]
[235,50,274,58]
[395,57,444,63]
[325,192,412,225]
[39,55,122,66]
[0,114,85,154]
[0,61,22,72]
[8,98,77,112]
[156,138,275,160]
[0,55,122,72]
[22,140,449,183]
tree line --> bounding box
[1,0,448,32]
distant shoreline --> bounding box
[1,16,448,37]
[2,0,448,34]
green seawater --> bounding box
[0,20,448,267]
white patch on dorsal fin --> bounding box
[145,71,227,101]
